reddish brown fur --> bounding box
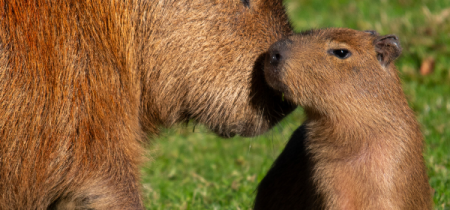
[0,0,294,209]
[255,28,432,210]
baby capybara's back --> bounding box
[255,28,432,210]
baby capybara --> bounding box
[254,28,432,210]
[0,0,294,209]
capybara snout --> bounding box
[264,38,293,95]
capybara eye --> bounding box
[328,49,352,59]
[241,0,250,7]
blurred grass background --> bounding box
[141,0,450,209]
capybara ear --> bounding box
[374,35,402,66]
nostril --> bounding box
[270,52,282,65]
[268,38,291,67]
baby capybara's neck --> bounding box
[303,86,422,155]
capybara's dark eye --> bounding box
[328,49,352,59]
[241,0,250,7]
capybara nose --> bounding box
[269,50,282,66]
[268,38,291,67]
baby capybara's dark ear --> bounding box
[374,35,402,67]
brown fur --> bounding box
[0,0,294,209]
[255,28,432,210]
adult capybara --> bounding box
[0,0,295,209]
[254,29,432,210]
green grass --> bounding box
[141,0,450,209]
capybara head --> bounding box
[141,0,295,137]
[263,28,402,116]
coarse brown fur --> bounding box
[0,0,294,209]
[254,28,432,210]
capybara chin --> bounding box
[0,0,294,209]
[254,28,432,210]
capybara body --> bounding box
[0,0,294,209]
[255,29,432,210]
